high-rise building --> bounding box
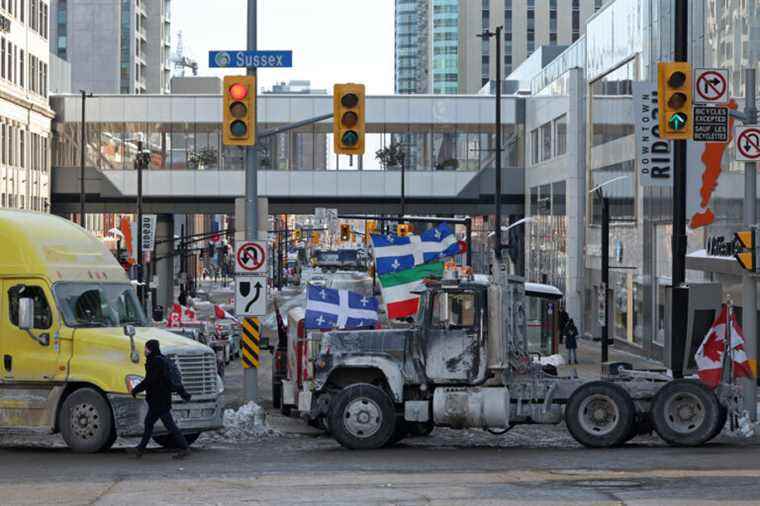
[396,0,604,94]
[49,0,171,94]
[0,0,54,212]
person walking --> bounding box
[130,339,192,459]
[564,319,579,365]
[558,306,570,345]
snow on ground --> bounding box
[199,402,281,444]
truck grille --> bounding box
[168,352,218,398]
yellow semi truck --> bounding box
[0,211,223,452]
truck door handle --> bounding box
[3,354,11,372]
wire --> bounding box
[487,425,516,435]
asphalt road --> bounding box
[4,280,760,504]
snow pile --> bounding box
[535,354,566,367]
[201,402,281,443]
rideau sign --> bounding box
[633,82,673,187]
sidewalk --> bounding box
[557,338,664,379]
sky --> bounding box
[172,0,395,94]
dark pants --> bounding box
[137,409,188,450]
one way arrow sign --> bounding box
[235,275,267,316]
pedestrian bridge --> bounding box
[49,93,525,215]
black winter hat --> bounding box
[145,339,161,355]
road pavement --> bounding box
[4,279,760,504]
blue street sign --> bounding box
[209,50,293,69]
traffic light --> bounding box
[333,83,365,155]
[223,75,256,146]
[735,230,756,272]
[311,231,320,246]
[293,229,302,242]
[397,224,410,237]
[340,224,351,242]
[657,62,693,140]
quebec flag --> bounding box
[305,284,380,330]
[371,223,463,275]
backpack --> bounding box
[162,356,184,393]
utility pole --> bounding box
[244,0,259,402]
[601,196,610,363]
[79,91,92,226]
[400,151,406,219]
[477,26,504,259]
[742,68,757,419]
[670,0,688,378]
[136,140,145,309]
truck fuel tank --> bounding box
[433,387,510,430]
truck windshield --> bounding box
[53,282,150,328]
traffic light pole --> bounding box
[244,0,258,402]
[742,68,757,419]
[670,0,688,379]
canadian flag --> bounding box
[169,303,197,326]
[214,304,240,323]
[695,304,754,389]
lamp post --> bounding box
[590,175,628,363]
[477,25,504,259]
[79,90,93,226]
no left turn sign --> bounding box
[235,241,267,274]
[694,68,728,104]
[735,126,760,162]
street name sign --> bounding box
[693,106,729,143]
[140,214,157,252]
[633,81,672,187]
[235,241,267,274]
[235,275,267,316]
[209,50,293,69]
[735,126,760,162]
[694,68,729,105]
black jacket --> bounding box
[132,354,173,413]
[564,324,579,350]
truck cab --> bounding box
[0,212,223,452]
[302,268,729,451]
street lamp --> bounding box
[589,175,629,363]
[79,90,93,226]
[477,25,504,259]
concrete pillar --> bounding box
[155,214,174,313]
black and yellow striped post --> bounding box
[241,317,261,369]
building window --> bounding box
[530,129,539,165]
[1,38,5,79]
[540,122,552,161]
[18,48,22,87]
[554,114,567,156]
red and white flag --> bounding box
[695,304,754,389]
[169,303,197,326]
[214,304,240,323]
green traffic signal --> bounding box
[668,112,687,131]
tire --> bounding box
[565,381,635,448]
[153,432,201,448]
[103,427,118,451]
[386,418,408,446]
[652,379,721,447]
[59,388,115,453]
[328,383,397,450]
[710,404,728,440]
[407,421,435,437]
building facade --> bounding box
[395,0,603,95]
[521,0,760,362]
[0,0,54,213]
[50,0,171,94]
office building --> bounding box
[0,0,54,212]
[395,0,603,95]
[50,0,171,94]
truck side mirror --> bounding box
[123,325,140,363]
[18,298,35,331]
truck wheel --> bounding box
[565,381,635,448]
[59,388,115,453]
[153,432,201,448]
[329,383,396,450]
[652,379,721,447]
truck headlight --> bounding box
[217,374,225,394]
[125,375,143,393]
